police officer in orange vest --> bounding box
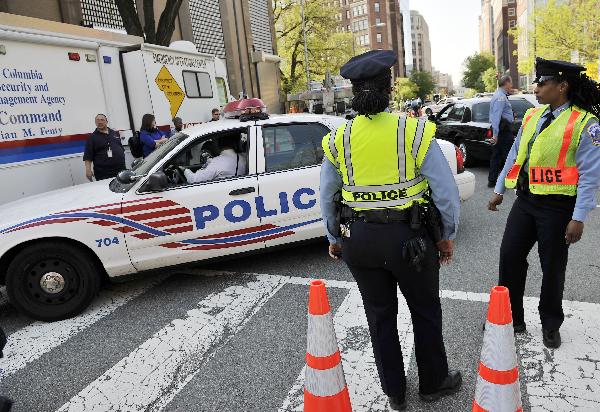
[488,58,600,348]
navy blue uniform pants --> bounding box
[498,194,575,331]
[488,129,514,185]
[341,221,449,397]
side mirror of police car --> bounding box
[140,172,169,192]
[117,169,139,184]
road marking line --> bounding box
[56,274,286,412]
[0,275,168,382]
[279,287,414,411]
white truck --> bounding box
[0,14,231,204]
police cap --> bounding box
[340,50,397,81]
[534,57,586,83]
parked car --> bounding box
[432,96,536,166]
[423,97,463,116]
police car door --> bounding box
[255,121,330,247]
[122,127,260,271]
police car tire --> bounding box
[6,242,101,322]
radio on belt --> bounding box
[223,98,269,121]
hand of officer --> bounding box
[565,220,584,244]
[488,193,503,211]
[85,169,94,181]
[436,240,454,265]
[328,243,342,260]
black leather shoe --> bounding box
[388,396,407,411]
[419,370,462,402]
[543,329,561,349]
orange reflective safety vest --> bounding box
[505,104,594,196]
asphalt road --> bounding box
[1,166,599,412]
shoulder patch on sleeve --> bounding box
[588,122,600,146]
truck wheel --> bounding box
[6,242,101,322]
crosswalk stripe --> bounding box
[0,275,168,382]
[56,274,286,412]
[279,288,414,411]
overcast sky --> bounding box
[410,0,481,86]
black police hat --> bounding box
[340,50,397,81]
[534,57,586,83]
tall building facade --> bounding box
[399,0,413,75]
[479,0,519,88]
[479,0,493,54]
[334,0,406,78]
[410,10,431,73]
[0,0,281,110]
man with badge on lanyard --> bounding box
[488,58,600,348]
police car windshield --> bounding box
[132,132,188,176]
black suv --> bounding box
[432,96,535,166]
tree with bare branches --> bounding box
[115,0,184,46]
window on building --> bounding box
[509,20,516,28]
[183,71,213,98]
[376,17,381,25]
[508,7,516,16]
[377,33,382,43]
[263,123,329,172]
[374,2,380,12]
[507,0,515,3]
[346,10,351,19]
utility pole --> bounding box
[300,0,311,90]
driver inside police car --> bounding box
[183,133,247,183]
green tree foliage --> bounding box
[392,77,419,105]
[115,0,184,46]
[464,88,478,98]
[510,0,599,78]
[410,71,435,100]
[274,0,355,94]
[483,67,499,92]
[462,53,496,92]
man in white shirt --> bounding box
[183,134,246,183]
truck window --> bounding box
[216,77,228,105]
[183,71,213,98]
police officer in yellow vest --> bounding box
[489,58,600,349]
[320,50,462,410]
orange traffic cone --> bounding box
[304,280,352,412]
[473,286,522,412]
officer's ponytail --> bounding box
[566,73,600,118]
[351,70,392,117]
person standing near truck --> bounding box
[140,113,169,157]
[83,114,126,181]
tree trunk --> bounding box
[143,0,156,44]
[155,0,184,46]
[114,0,144,38]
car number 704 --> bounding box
[95,237,120,248]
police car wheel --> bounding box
[6,242,101,322]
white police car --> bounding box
[0,99,475,321]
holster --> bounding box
[422,202,444,244]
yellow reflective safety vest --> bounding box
[322,112,435,210]
[505,104,596,196]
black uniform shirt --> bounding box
[83,128,126,170]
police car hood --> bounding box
[0,180,122,230]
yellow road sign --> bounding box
[155,66,185,118]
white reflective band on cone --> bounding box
[305,364,347,397]
[474,375,522,411]
[482,321,518,371]
[307,312,339,357]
